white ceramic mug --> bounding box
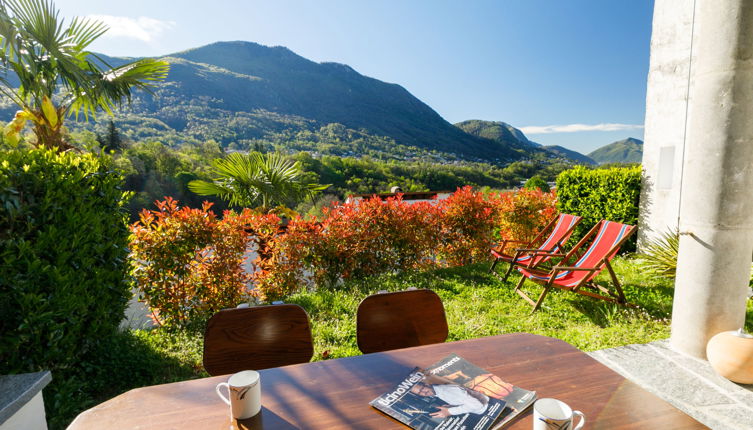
[533,398,585,430]
[216,370,262,419]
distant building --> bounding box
[345,190,452,205]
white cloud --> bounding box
[86,15,175,43]
[519,123,644,134]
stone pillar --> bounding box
[670,0,753,358]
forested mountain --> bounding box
[454,120,539,151]
[0,41,541,163]
[0,40,598,166]
[543,145,596,165]
[588,137,643,164]
[454,119,593,164]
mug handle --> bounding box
[572,410,585,430]
[215,382,231,405]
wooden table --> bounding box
[68,333,707,429]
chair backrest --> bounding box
[555,220,636,287]
[538,213,582,250]
[525,213,582,265]
[203,304,314,376]
[356,289,448,354]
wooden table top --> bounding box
[68,333,707,429]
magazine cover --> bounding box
[425,354,537,429]
[370,367,507,430]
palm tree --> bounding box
[188,152,329,212]
[0,0,169,150]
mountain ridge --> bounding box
[543,145,596,165]
[85,41,524,162]
[454,119,594,164]
[0,40,597,165]
[588,137,643,164]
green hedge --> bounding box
[0,149,131,427]
[556,165,641,251]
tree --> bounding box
[523,175,550,192]
[0,0,169,151]
[188,152,329,212]
[97,120,123,152]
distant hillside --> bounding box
[454,120,541,151]
[588,137,643,164]
[543,145,596,165]
[455,120,594,164]
[0,41,536,163]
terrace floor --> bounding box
[590,340,753,430]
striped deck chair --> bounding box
[514,220,636,312]
[489,213,582,282]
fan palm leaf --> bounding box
[639,229,679,279]
[0,0,169,149]
[188,152,328,211]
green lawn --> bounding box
[291,255,678,360]
[51,256,753,429]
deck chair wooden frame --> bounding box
[203,304,314,375]
[514,220,637,312]
[356,289,448,354]
[489,213,582,282]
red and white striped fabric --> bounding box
[518,220,634,288]
[491,213,581,266]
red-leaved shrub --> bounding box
[247,213,317,301]
[130,187,558,309]
[436,186,499,266]
[494,188,558,253]
[309,196,441,287]
[129,197,251,328]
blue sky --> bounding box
[56,0,654,154]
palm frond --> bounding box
[69,58,170,117]
[66,16,108,52]
[7,0,64,49]
[638,229,679,279]
[187,180,240,205]
[188,152,327,211]
[0,4,21,62]
[0,0,169,148]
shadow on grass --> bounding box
[47,328,205,430]
[556,283,673,328]
[567,281,675,328]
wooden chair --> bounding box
[203,304,313,375]
[514,220,637,312]
[356,289,448,354]
[490,213,582,281]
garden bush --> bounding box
[134,187,560,303]
[246,212,315,301]
[556,165,641,250]
[309,195,441,286]
[436,186,498,265]
[0,149,131,372]
[0,149,131,424]
[129,198,252,329]
[494,188,558,253]
[523,175,550,192]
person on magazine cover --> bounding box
[443,370,514,399]
[409,381,489,418]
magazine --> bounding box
[370,367,507,430]
[425,354,537,429]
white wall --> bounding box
[0,392,47,430]
[638,0,695,248]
